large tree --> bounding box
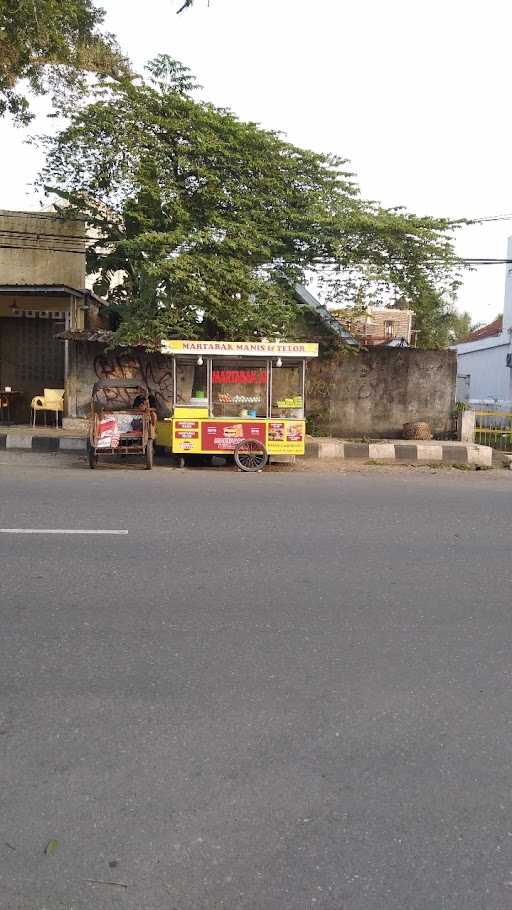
[38,56,465,348]
[0,0,126,123]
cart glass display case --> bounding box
[271,362,304,419]
[212,360,268,418]
[175,359,208,409]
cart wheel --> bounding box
[145,438,154,470]
[234,439,268,472]
[88,446,98,470]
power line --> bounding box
[461,258,512,265]
[0,242,512,266]
[0,227,87,242]
[0,243,86,255]
[470,213,512,223]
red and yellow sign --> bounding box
[172,419,201,453]
[266,420,305,455]
[169,418,306,455]
[201,421,266,451]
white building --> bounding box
[454,237,512,406]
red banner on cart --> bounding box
[201,421,265,451]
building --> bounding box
[0,209,103,421]
[330,306,415,347]
[454,237,512,405]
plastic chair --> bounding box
[30,388,64,427]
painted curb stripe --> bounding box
[0,529,128,535]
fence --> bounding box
[473,410,512,452]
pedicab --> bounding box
[154,340,319,471]
[88,379,157,469]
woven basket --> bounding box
[403,421,433,440]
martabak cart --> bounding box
[155,340,319,471]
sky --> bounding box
[1,0,511,325]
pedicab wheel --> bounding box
[145,438,154,470]
[234,439,268,472]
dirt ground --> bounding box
[268,457,510,476]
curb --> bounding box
[305,437,493,467]
[0,432,87,453]
[0,431,494,468]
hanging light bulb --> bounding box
[197,355,203,366]
[276,357,283,368]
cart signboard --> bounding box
[162,340,318,357]
[171,417,306,455]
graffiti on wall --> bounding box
[94,353,174,415]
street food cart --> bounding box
[88,379,157,469]
[155,340,318,471]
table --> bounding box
[0,390,22,425]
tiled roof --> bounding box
[464,316,502,342]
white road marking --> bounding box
[0,529,128,535]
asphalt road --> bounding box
[1,462,512,910]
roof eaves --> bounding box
[0,284,91,297]
[293,284,360,348]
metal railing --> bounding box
[473,410,512,451]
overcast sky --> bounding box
[1,0,510,324]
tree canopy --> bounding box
[447,309,483,344]
[0,0,126,123]
[38,56,465,348]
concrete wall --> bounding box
[67,343,174,418]
[0,210,86,288]
[306,347,456,438]
[68,343,455,438]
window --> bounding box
[384,320,395,338]
[212,360,268,418]
[175,360,208,407]
[271,363,304,418]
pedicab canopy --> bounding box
[156,340,319,459]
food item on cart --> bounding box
[286,422,304,442]
[268,422,285,441]
[223,423,244,437]
[232,395,260,404]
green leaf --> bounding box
[44,838,60,857]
